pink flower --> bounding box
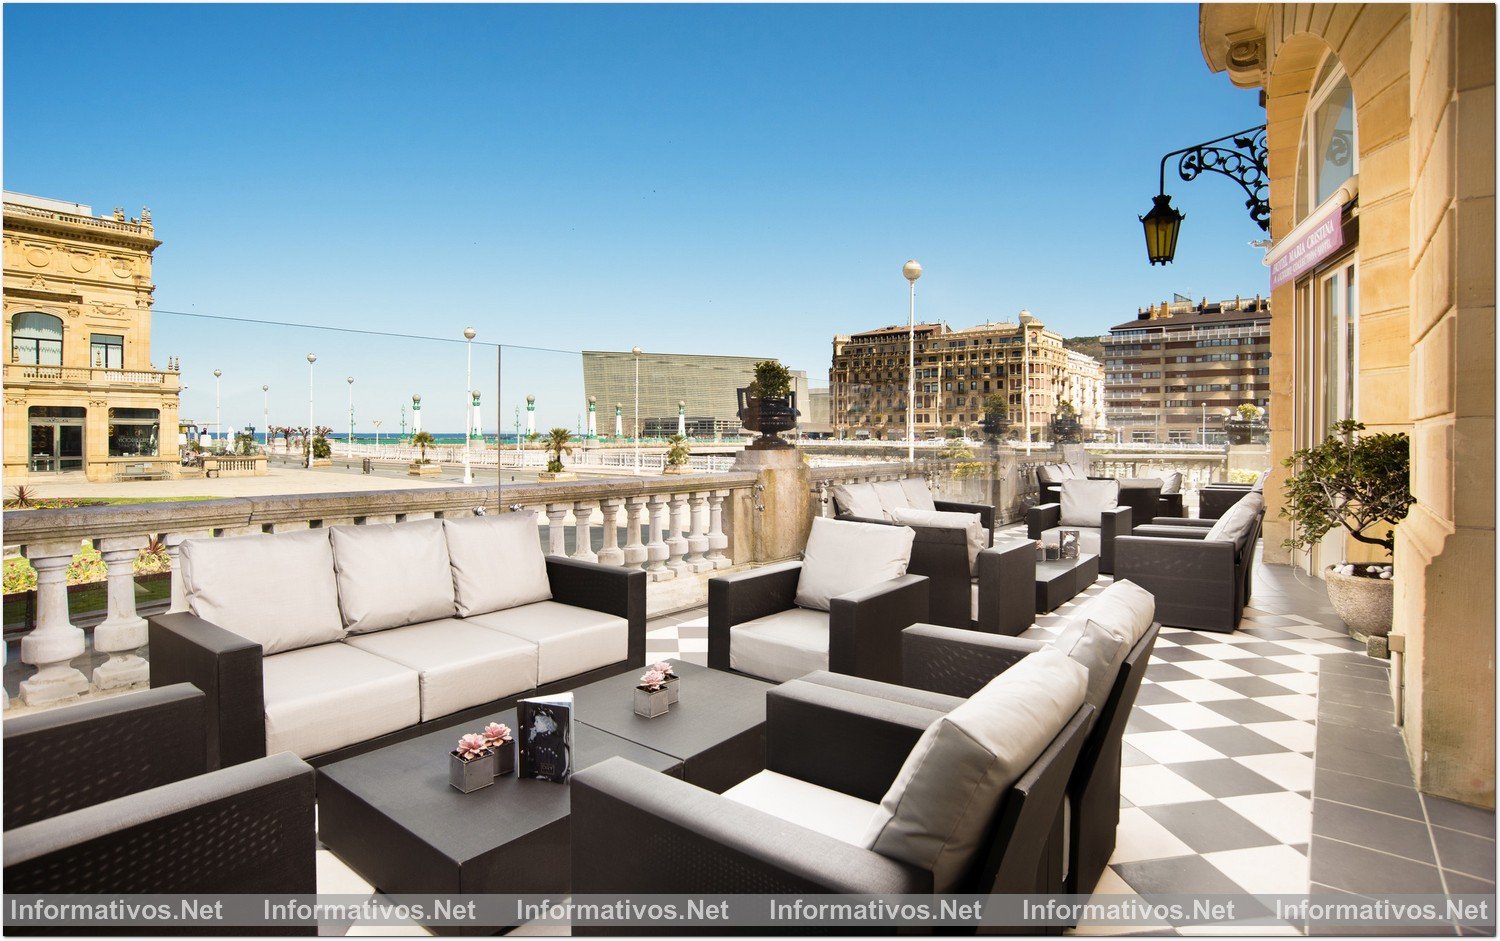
[483,722,512,745]
[639,669,666,691]
[652,660,675,677]
[456,733,491,761]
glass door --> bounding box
[1311,259,1359,571]
[58,424,84,471]
[27,407,87,473]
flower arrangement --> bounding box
[634,666,674,718]
[456,733,492,761]
[653,660,681,704]
[482,722,513,748]
[639,669,667,691]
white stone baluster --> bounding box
[165,529,213,613]
[597,498,624,566]
[545,503,568,556]
[685,491,711,573]
[665,492,691,576]
[645,495,672,580]
[92,535,151,691]
[19,539,90,706]
[706,490,731,569]
[571,501,598,563]
[622,496,648,570]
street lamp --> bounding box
[262,385,269,452]
[631,347,642,474]
[1201,403,1208,445]
[306,353,317,469]
[372,419,382,451]
[213,369,222,448]
[902,260,922,462]
[1140,195,1185,266]
[463,327,476,485]
[346,376,355,458]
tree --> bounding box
[1281,420,1414,558]
[1051,400,1082,444]
[544,427,574,473]
[665,434,691,467]
[981,392,1011,441]
[411,430,435,463]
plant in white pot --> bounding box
[663,435,692,475]
[1281,420,1414,641]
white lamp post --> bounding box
[306,353,317,469]
[631,347,642,474]
[677,400,686,438]
[346,376,355,458]
[372,418,382,452]
[262,384,269,452]
[213,369,222,448]
[463,327,476,484]
[902,260,922,462]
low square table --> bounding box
[569,660,774,794]
[1036,552,1100,613]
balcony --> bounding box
[4,363,181,390]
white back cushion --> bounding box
[182,528,345,656]
[871,480,911,516]
[1036,464,1066,485]
[831,482,884,520]
[1058,463,1079,479]
[1070,578,1157,645]
[1060,478,1119,527]
[1157,470,1183,494]
[898,477,938,512]
[889,507,986,575]
[443,512,552,617]
[1205,491,1264,546]
[331,519,457,634]
[863,647,1087,891]
[1053,618,1130,711]
[1251,469,1271,492]
[794,516,915,611]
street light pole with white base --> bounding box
[902,260,922,462]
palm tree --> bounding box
[544,427,573,473]
[411,430,436,463]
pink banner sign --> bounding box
[1268,199,1345,289]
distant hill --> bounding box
[1062,335,1105,362]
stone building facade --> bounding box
[1102,296,1272,444]
[3,193,179,482]
[830,312,1107,441]
[1200,4,1494,806]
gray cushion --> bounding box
[1036,464,1066,485]
[1070,578,1157,645]
[862,647,1087,891]
[1205,492,1264,547]
[465,600,628,684]
[1053,618,1130,711]
[1157,471,1183,494]
[1040,525,1101,557]
[1058,463,1080,480]
[344,618,538,721]
[723,770,882,846]
[871,480,911,517]
[898,477,938,512]
[331,519,457,634]
[1251,469,1271,493]
[443,511,552,617]
[729,607,829,683]
[182,529,345,656]
[261,642,420,758]
[890,507,987,575]
[794,517,914,612]
[1059,479,1119,527]
[831,482,884,520]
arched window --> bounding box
[11,312,63,366]
[1296,54,1357,219]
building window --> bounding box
[109,407,160,457]
[11,311,63,365]
[1298,55,1357,218]
[90,334,124,368]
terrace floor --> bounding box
[313,535,1498,934]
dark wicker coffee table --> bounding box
[1036,552,1100,613]
[570,660,774,793]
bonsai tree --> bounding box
[665,434,691,467]
[544,427,573,473]
[746,360,793,401]
[1281,420,1415,559]
[411,430,435,463]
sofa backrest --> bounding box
[443,511,552,617]
[330,519,456,634]
[181,529,346,656]
[830,482,885,520]
[1205,491,1264,551]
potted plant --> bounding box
[1282,420,1415,640]
[482,722,515,776]
[449,732,497,792]
[408,430,442,476]
[539,427,577,480]
[663,435,691,475]
[737,360,799,450]
[651,660,680,704]
[1225,404,1267,445]
[634,668,671,718]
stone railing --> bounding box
[4,364,179,388]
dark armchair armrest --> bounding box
[934,499,996,535]
[829,574,929,684]
[546,556,648,665]
[149,612,265,770]
[1027,502,1061,539]
[977,539,1038,636]
[1149,517,1215,528]
[707,561,802,671]
[902,623,1044,698]
[4,752,317,896]
[1133,524,1210,540]
[1113,535,1240,631]
[572,757,931,895]
[1099,505,1132,574]
[766,677,942,802]
[4,684,207,829]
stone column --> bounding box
[20,539,90,706]
[93,535,150,691]
[685,491,711,572]
[645,495,672,580]
[665,492,691,576]
[165,529,214,613]
[730,448,812,563]
[706,490,731,568]
[570,502,598,563]
[622,496,648,570]
[597,498,624,566]
[544,504,568,556]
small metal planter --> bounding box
[490,740,516,777]
[450,750,498,793]
[663,674,680,705]
[634,685,670,718]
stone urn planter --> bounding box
[1224,418,1267,445]
[408,462,442,477]
[1325,564,1394,641]
[662,464,691,475]
[538,471,578,481]
[737,388,799,450]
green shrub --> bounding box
[1228,469,1262,484]
[1281,420,1414,558]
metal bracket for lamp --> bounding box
[1140,124,1270,265]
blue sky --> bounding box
[4,3,1268,433]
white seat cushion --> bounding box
[1070,578,1157,644]
[898,477,938,512]
[443,511,552,617]
[331,519,457,634]
[871,480,911,517]
[831,482,884,520]
[182,528,345,656]
[262,643,420,758]
[1059,479,1119,527]
[465,601,627,684]
[344,618,538,721]
[890,507,987,575]
[794,516,914,612]
[863,647,1088,891]
[729,607,830,683]
[724,770,882,846]
[1040,526,1101,557]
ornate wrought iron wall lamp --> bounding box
[1140,124,1269,265]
